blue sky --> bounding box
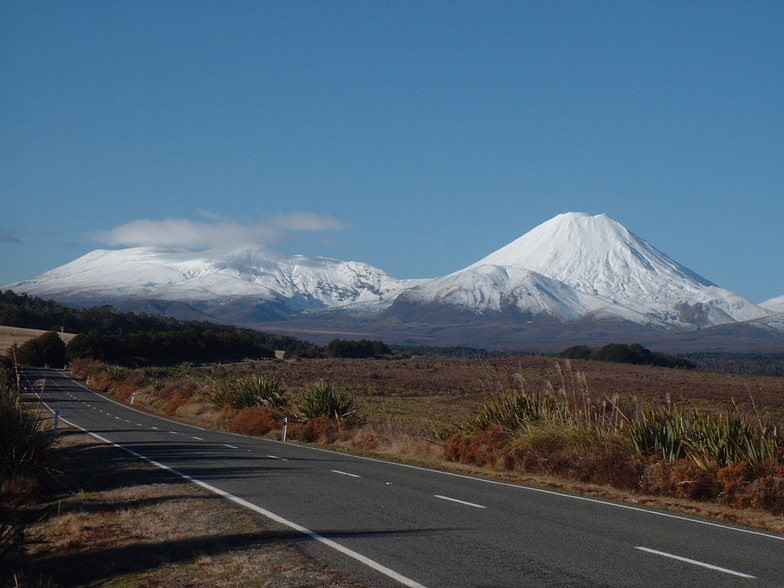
[2,1,782,303]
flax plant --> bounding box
[297,380,361,426]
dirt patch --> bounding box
[16,421,362,587]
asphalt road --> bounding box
[21,367,784,587]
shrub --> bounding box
[230,376,287,410]
[230,406,280,436]
[621,406,781,468]
[466,391,568,432]
[0,386,53,482]
[297,380,361,427]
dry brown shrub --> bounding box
[111,383,138,402]
[572,449,644,490]
[164,392,190,416]
[670,460,720,500]
[505,446,545,473]
[288,416,338,444]
[443,429,509,467]
[716,462,751,506]
[745,475,784,514]
[230,406,280,436]
[351,428,380,450]
[158,380,197,401]
[639,458,675,495]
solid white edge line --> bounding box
[33,393,426,588]
[291,443,784,543]
[331,469,361,478]
[434,495,486,509]
[43,369,784,543]
[635,547,755,579]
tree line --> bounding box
[560,343,696,369]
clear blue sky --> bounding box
[2,1,782,303]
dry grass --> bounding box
[13,418,361,587]
[68,356,784,532]
[0,325,76,354]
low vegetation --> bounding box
[66,353,784,520]
[560,342,695,369]
[0,356,55,576]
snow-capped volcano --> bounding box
[7,245,420,316]
[457,212,769,327]
[4,212,779,348]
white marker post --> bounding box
[282,417,288,443]
[130,392,136,405]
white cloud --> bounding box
[93,213,346,250]
[271,212,346,232]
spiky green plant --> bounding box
[230,376,287,410]
[465,390,569,432]
[298,380,361,426]
[620,407,689,462]
[620,406,781,468]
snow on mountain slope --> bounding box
[392,263,655,324]
[761,295,784,313]
[4,212,776,335]
[6,246,419,313]
[469,212,769,326]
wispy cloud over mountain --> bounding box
[92,212,347,250]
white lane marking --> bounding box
[224,444,238,449]
[45,411,426,588]
[267,455,288,461]
[434,495,486,509]
[292,443,784,543]
[151,426,159,430]
[635,547,755,579]
[47,370,784,544]
[123,419,131,423]
[331,470,361,478]
[192,436,204,441]
[169,431,180,436]
[114,416,121,420]
[136,423,145,427]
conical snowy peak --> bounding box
[467,212,767,325]
[473,212,712,294]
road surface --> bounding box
[21,367,784,587]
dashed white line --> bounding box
[434,495,486,509]
[151,426,159,430]
[224,443,238,449]
[331,469,361,478]
[635,547,755,579]
[192,436,204,441]
[169,431,180,436]
[266,455,288,461]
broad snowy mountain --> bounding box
[5,212,780,350]
[6,246,421,319]
[761,295,784,314]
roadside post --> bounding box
[282,417,288,442]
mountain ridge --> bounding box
[5,212,782,351]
